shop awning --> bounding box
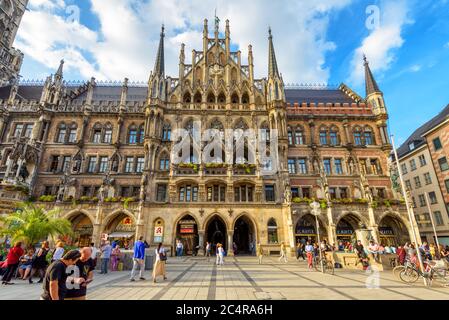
[108,232,134,238]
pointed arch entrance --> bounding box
[205,215,227,254]
[379,215,410,247]
[233,216,256,255]
[67,212,93,247]
[175,215,199,255]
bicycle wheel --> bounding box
[430,269,449,287]
[399,267,420,283]
[392,265,405,279]
[314,258,322,272]
[326,261,335,275]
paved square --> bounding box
[1,256,449,300]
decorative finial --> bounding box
[161,24,165,37]
[363,54,368,64]
[268,26,272,37]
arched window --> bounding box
[295,127,305,145]
[353,127,362,146]
[128,125,138,144]
[162,123,171,141]
[178,184,198,202]
[217,92,226,104]
[260,122,270,143]
[103,123,113,143]
[287,127,294,145]
[92,123,102,144]
[193,92,202,104]
[319,126,328,145]
[267,218,278,244]
[231,92,239,104]
[56,123,66,143]
[159,153,170,171]
[241,92,249,104]
[183,92,191,103]
[207,92,216,104]
[68,123,77,143]
[138,124,145,144]
[364,127,374,146]
[329,126,339,146]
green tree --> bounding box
[0,203,72,247]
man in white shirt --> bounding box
[90,242,99,269]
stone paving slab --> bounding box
[1,256,449,300]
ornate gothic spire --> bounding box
[268,27,279,78]
[153,25,165,77]
[364,55,381,96]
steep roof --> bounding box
[397,104,449,158]
[285,88,358,104]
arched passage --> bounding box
[175,214,199,255]
[205,215,227,254]
[233,215,256,255]
[379,215,410,247]
[67,212,94,247]
[336,213,370,244]
[104,212,136,249]
[295,214,327,244]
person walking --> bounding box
[278,242,288,263]
[111,245,121,272]
[130,236,146,282]
[99,241,112,274]
[305,241,314,269]
[257,243,264,265]
[176,240,183,259]
[51,241,65,263]
[41,250,81,300]
[153,243,167,283]
[205,242,211,262]
[65,247,94,300]
[29,241,50,284]
[1,241,24,285]
[296,241,305,261]
[216,243,225,265]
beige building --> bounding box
[0,18,414,255]
[397,105,449,245]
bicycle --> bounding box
[313,252,335,275]
[399,258,449,287]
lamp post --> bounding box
[310,201,324,273]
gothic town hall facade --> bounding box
[0,14,417,255]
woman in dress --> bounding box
[153,243,167,283]
[111,245,121,271]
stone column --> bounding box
[227,231,234,256]
[198,230,205,256]
[135,201,145,238]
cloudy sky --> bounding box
[14,0,449,144]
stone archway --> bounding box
[67,212,94,247]
[104,212,136,249]
[175,214,199,256]
[379,215,410,247]
[205,215,228,254]
[336,213,371,246]
[295,214,327,244]
[233,215,256,255]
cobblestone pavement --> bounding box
[1,256,449,300]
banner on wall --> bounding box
[154,226,164,243]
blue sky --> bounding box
[14,0,449,145]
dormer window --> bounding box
[409,142,415,151]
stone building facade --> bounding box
[0,18,415,255]
[0,0,27,86]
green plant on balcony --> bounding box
[5,184,30,195]
[205,163,226,169]
[121,197,135,209]
[235,163,256,174]
[319,199,328,210]
[371,200,378,209]
[91,197,99,203]
[178,163,199,173]
[355,198,369,204]
[79,196,91,202]
[292,197,314,205]
[38,195,56,202]
[383,199,392,207]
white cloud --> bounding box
[349,0,413,88]
[16,0,353,82]
[444,42,449,49]
[409,64,421,72]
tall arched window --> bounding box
[353,126,362,146]
[103,123,113,143]
[162,123,171,141]
[68,123,78,143]
[183,92,192,103]
[364,127,374,146]
[92,123,102,144]
[260,122,270,143]
[56,123,66,143]
[128,125,138,144]
[287,127,294,145]
[138,124,145,144]
[241,92,250,104]
[295,127,305,145]
[319,126,328,145]
[159,153,170,171]
[217,92,226,104]
[329,126,339,146]
[231,92,239,104]
[207,92,215,104]
[193,92,202,103]
[267,218,278,244]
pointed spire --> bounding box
[364,55,381,96]
[153,25,165,77]
[268,27,279,78]
[55,59,64,80]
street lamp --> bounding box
[310,201,324,273]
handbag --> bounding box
[159,249,167,261]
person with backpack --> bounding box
[152,243,167,283]
[1,241,24,285]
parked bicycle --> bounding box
[313,253,334,275]
[399,258,449,287]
